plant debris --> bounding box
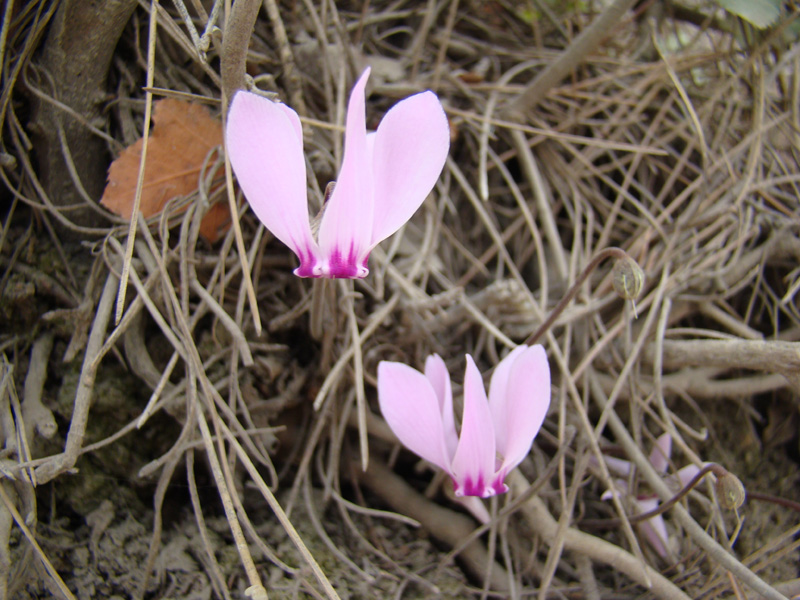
[100,98,229,243]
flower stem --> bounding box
[309,278,329,340]
[524,247,633,346]
[582,463,732,530]
[746,491,800,513]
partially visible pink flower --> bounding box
[601,433,702,558]
[225,68,450,278]
[377,346,551,498]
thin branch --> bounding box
[505,0,640,120]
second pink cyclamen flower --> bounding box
[378,345,551,498]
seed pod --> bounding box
[715,471,746,510]
[612,256,645,301]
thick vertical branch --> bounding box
[29,0,138,230]
[220,0,261,103]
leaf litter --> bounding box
[1,1,799,599]
[101,98,230,243]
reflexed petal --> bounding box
[600,478,629,500]
[377,361,452,474]
[369,90,450,246]
[604,456,634,477]
[424,354,458,458]
[487,346,527,452]
[226,91,318,271]
[649,433,672,474]
[318,68,374,278]
[451,356,498,497]
[454,495,491,524]
[277,103,303,140]
[493,345,550,476]
[636,497,669,558]
[674,464,702,489]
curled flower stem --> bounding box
[584,466,800,533]
[524,247,634,346]
[746,492,800,513]
[582,463,730,530]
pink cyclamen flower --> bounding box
[225,67,450,278]
[377,345,551,498]
[602,433,702,558]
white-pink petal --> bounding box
[377,362,452,475]
[674,464,702,488]
[369,89,450,247]
[487,345,527,445]
[636,497,669,558]
[317,68,374,278]
[451,356,498,497]
[226,91,318,269]
[604,455,634,477]
[493,345,551,476]
[424,354,458,458]
[649,433,672,474]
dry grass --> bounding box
[1,1,799,599]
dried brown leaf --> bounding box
[101,98,229,243]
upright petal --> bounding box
[491,345,551,478]
[649,433,672,474]
[377,361,453,475]
[487,346,528,444]
[424,354,458,459]
[226,91,318,273]
[451,356,498,497]
[369,90,450,246]
[317,68,374,278]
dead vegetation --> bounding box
[1,0,799,598]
